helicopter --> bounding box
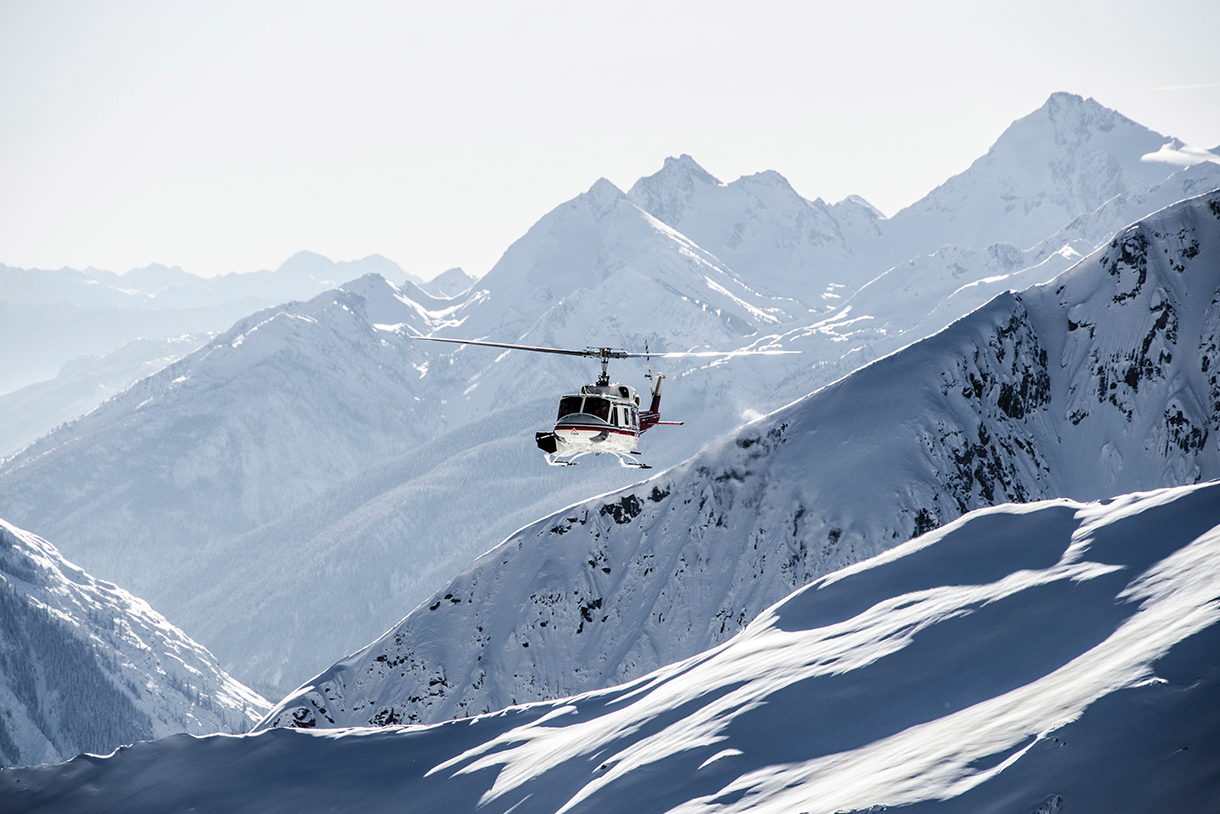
[413,336,796,469]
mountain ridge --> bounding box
[261,189,1220,730]
[0,518,268,767]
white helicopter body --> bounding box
[413,337,792,469]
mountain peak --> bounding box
[274,250,336,280]
[122,261,187,277]
[833,194,886,220]
[421,266,476,298]
[886,93,1176,255]
[1036,91,1133,138]
[584,177,626,211]
[737,168,798,193]
[626,155,722,227]
[660,154,721,185]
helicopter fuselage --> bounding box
[408,335,763,469]
[535,380,675,468]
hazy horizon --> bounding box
[2,0,1218,280]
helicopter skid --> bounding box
[544,449,650,469]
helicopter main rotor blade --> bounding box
[411,336,621,358]
[412,335,799,359]
[617,349,800,358]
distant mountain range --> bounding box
[0,251,467,395]
[0,333,214,458]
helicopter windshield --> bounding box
[583,397,611,422]
[557,396,584,420]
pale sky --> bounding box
[1,0,1217,280]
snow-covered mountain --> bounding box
[442,176,797,350]
[0,299,257,396]
[4,93,1214,701]
[0,252,403,311]
[0,517,268,768]
[6,481,1218,813]
[0,252,406,394]
[626,155,884,309]
[882,92,1182,258]
[165,396,652,692]
[624,93,1198,315]
[0,275,448,598]
[417,266,477,298]
[263,189,1220,730]
[1028,156,1220,264]
[161,251,409,310]
[760,161,1220,413]
[0,333,213,459]
[0,179,807,694]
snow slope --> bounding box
[168,396,652,692]
[263,190,1220,730]
[0,333,213,459]
[0,275,446,599]
[0,518,268,768]
[5,481,1218,813]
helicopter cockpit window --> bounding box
[583,397,611,422]
[557,396,584,420]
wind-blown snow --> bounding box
[4,482,1217,812]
